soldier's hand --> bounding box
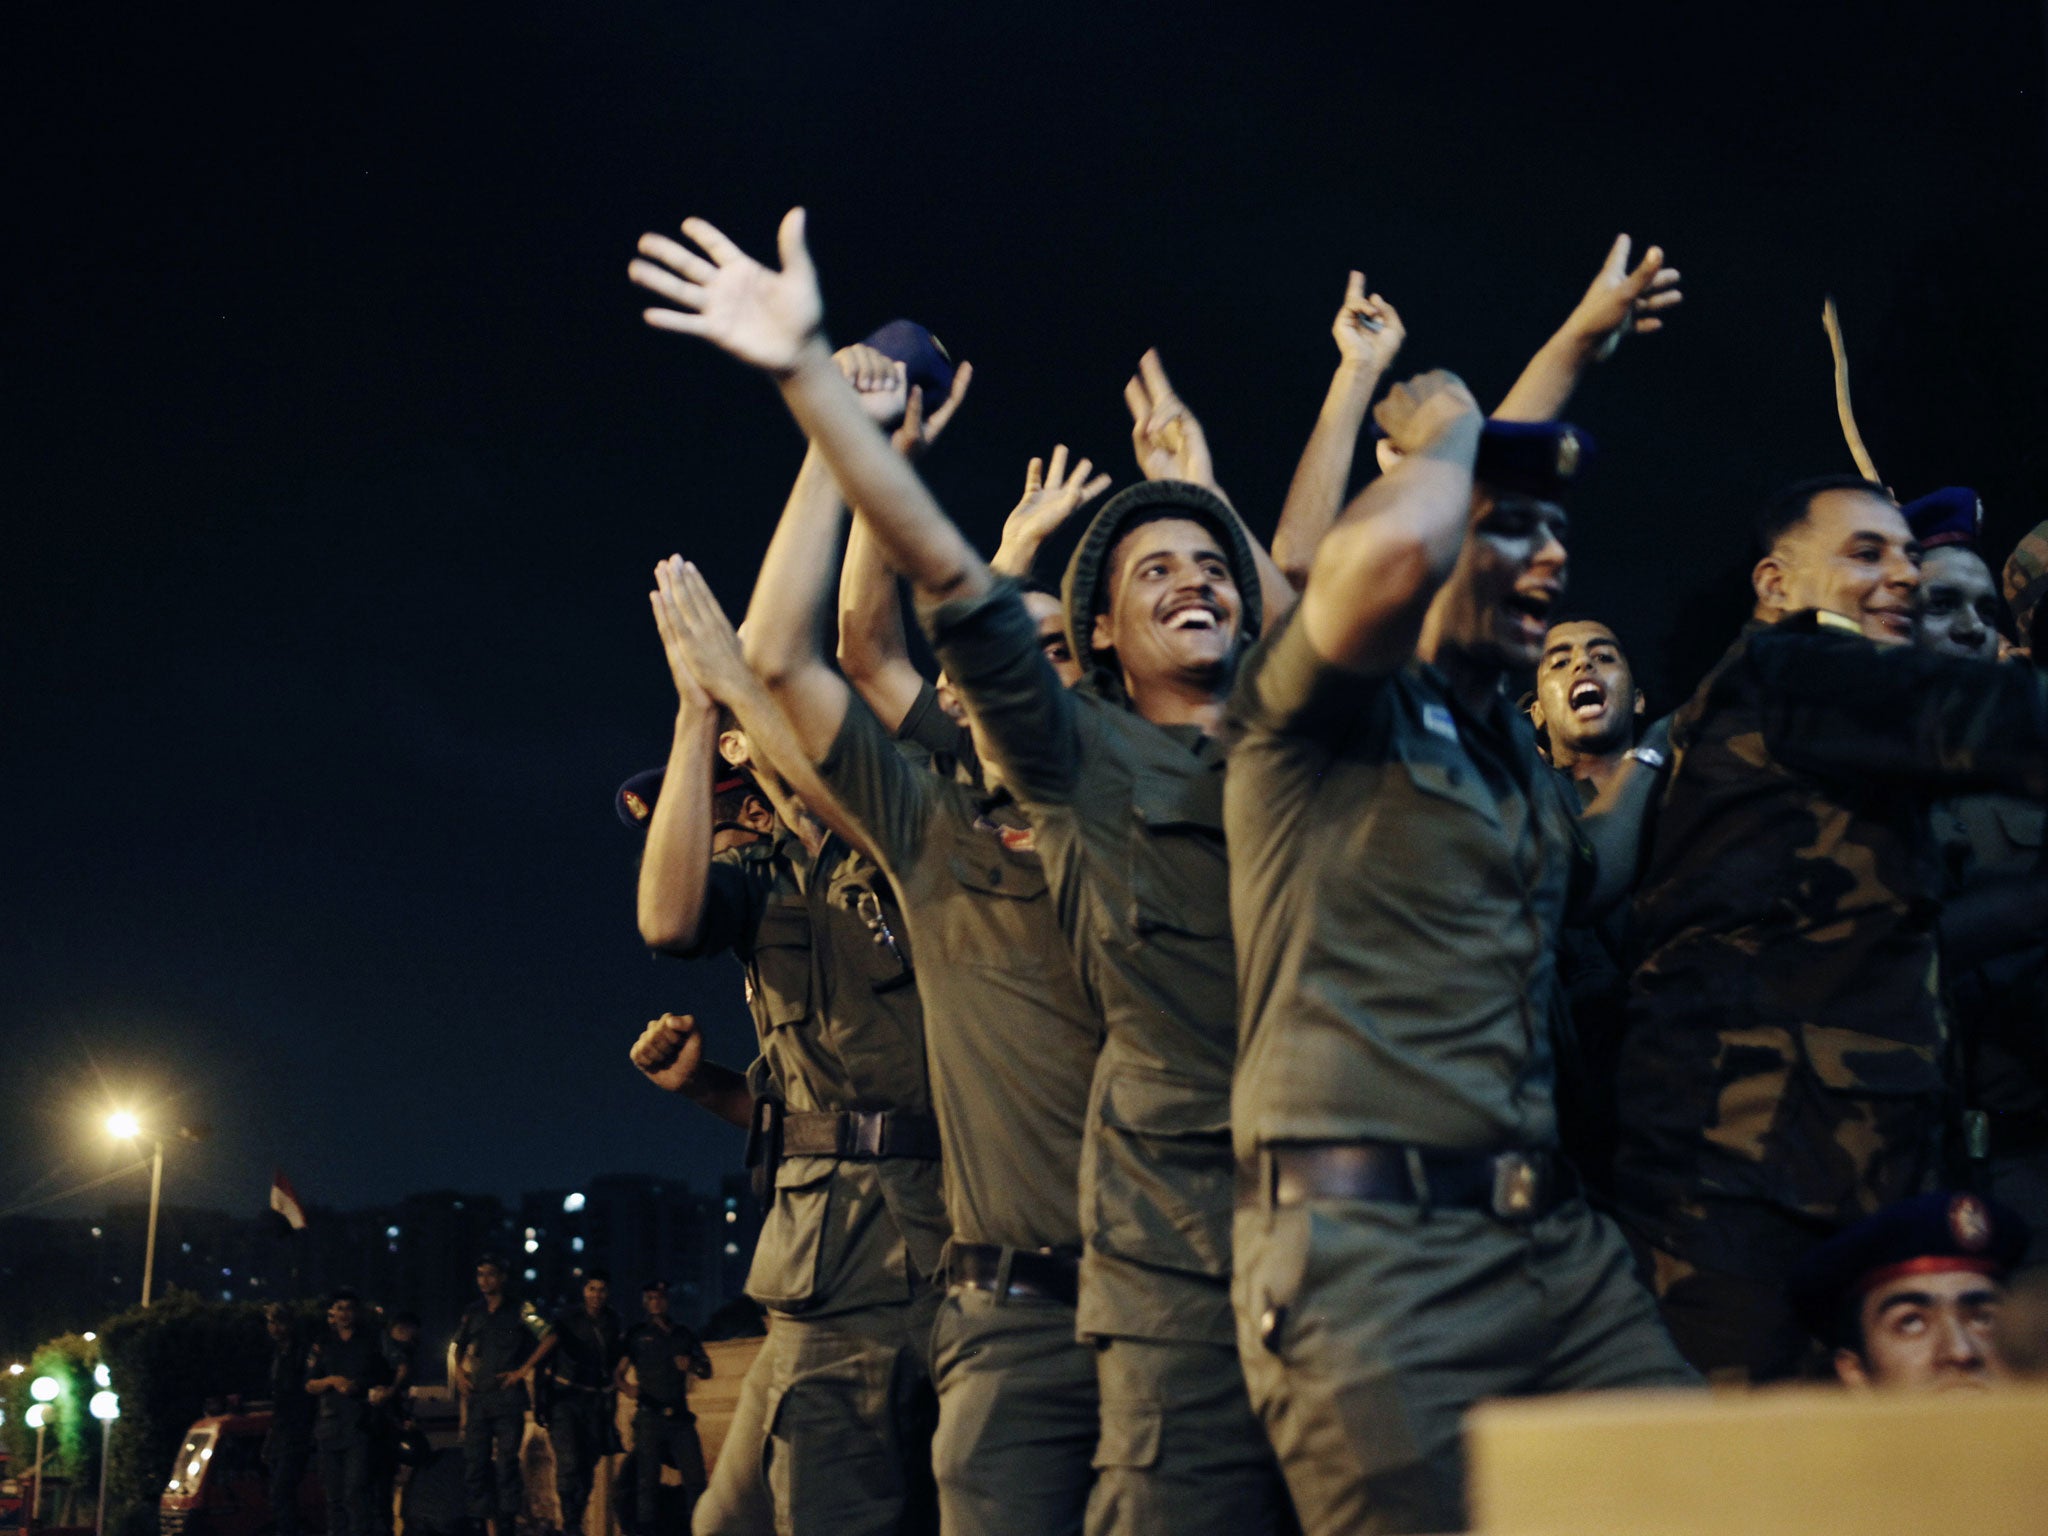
[990,446,1112,577]
[631,1012,705,1094]
[631,208,825,375]
[1372,370,1482,460]
[651,558,755,708]
[1333,270,1404,375]
[1124,349,1217,489]
[835,344,909,427]
[1562,234,1682,362]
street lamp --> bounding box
[26,1400,50,1521]
[89,1391,119,1536]
[105,1112,162,1306]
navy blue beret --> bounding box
[1374,418,1595,502]
[860,320,957,408]
[1902,486,1983,552]
[1787,1191,2030,1345]
[1475,420,1596,501]
[614,762,752,832]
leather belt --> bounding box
[1236,1141,1576,1223]
[780,1109,942,1160]
[945,1244,1080,1307]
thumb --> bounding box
[1599,233,1631,283]
[777,207,813,280]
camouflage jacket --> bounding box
[1614,613,2048,1276]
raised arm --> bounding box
[739,443,859,761]
[1271,272,1405,587]
[630,209,988,609]
[1296,371,1484,673]
[1494,234,1682,423]
[653,556,872,857]
[989,446,1110,580]
[637,581,722,953]
[834,349,973,733]
[1125,348,1297,623]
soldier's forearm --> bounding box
[684,1061,753,1128]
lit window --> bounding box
[523,1239,539,1254]
[723,1243,738,1256]
[571,1237,584,1253]
[386,1225,400,1239]
[724,1211,737,1224]
[92,1227,103,1238]
[523,1269,537,1282]
[563,1193,585,1214]
[524,1227,536,1240]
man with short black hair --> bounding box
[306,1290,392,1536]
[1788,1191,2029,1391]
[452,1257,534,1536]
[617,1280,712,1536]
[527,1271,625,1536]
[1532,619,1651,799]
[1617,475,2048,1381]
[1226,371,1695,1536]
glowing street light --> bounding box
[90,1391,119,1536]
[105,1111,141,1141]
[94,1364,111,1388]
[31,1375,59,1402]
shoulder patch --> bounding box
[1421,702,1459,742]
[1628,746,1667,769]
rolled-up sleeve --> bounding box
[922,578,1083,806]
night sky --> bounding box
[10,2,2048,1221]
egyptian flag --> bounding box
[270,1169,307,1233]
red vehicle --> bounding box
[158,1410,320,1536]
[159,1390,463,1536]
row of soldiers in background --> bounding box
[611,203,2047,1536]
[266,1259,715,1536]
[263,1295,419,1536]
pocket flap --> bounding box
[946,847,1049,902]
[1092,1401,1162,1470]
[1099,1066,1230,1140]
[1131,766,1224,833]
[1994,799,2046,850]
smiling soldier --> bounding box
[1616,475,2048,1384]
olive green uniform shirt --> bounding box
[924,580,1237,1346]
[1226,610,1583,1158]
[676,833,949,1316]
[815,690,1101,1252]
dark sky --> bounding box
[9,1,2047,1220]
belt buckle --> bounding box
[850,1112,886,1158]
[1490,1152,1544,1221]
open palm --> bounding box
[630,208,824,374]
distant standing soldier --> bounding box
[616,1280,713,1535]
[525,1271,626,1536]
[306,1290,393,1536]
[263,1303,315,1536]
[452,1256,536,1536]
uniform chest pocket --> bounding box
[1398,743,1502,829]
[824,873,917,993]
[751,906,813,1029]
[946,843,1050,903]
[1127,767,1229,939]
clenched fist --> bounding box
[631,1013,704,1094]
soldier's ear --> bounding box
[1832,1348,1872,1389]
[1632,690,1647,719]
[1091,611,1114,652]
[1752,554,1789,617]
[717,729,749,768]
